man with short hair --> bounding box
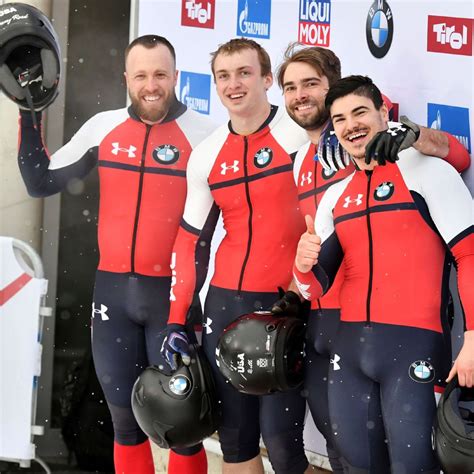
[293,74,473,473]
[275,43,470,473]
[162,38,313,474]
[17,35,215,474]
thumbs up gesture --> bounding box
[295,215,321,273]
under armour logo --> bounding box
[387,125,407,137]
[203,317,213,334]
[221,160,239,175]
[111,142,137,158]
[294,275,311,300]
[169,252,177,302]
[330,353,341,371]
[300,172,313,186]
[343,194,363,208]
[92,303,109,321]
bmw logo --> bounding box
[409,360,435,383]
[366,0,394,59]
[153,144,180,165]
[374,181,394,201]
[254,147,273,168]
[169,374,191,395]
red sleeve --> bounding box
[293,264,324,301]
[443,132,471,173]
[450,230,474,331]
[168,224,199,325]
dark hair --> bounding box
[277,42,341,89]
[325,75,383,111]
[125,35,176,65]
[210,38,271,78]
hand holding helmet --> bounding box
[161,324,191,371]
[271,287,310,320]
[0,3,61,114]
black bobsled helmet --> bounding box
[216,311,306,396]
[131,344,220,449]
[433,376,474,474]
[0,3,61,111]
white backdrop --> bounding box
[133,0,473,461]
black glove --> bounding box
[317,121,351,171]
[160,324,191,371]
[365,116,421,166]
[271,287,309,319]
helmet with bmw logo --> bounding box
[131,344,220,449]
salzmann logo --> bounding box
[298,0,331,47]
[366,0,393,58]
[180,71,211,115]
[181,0,215,29]
[428,103,471,153]
[237,0,271,39]
[427,15,473,56]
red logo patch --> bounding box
[181,0,215,29]
[427,15,473,56]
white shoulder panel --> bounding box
[293,141,311,185]
[269,108,309,155]
[175,108,218,149]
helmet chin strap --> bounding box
[17,64,42,128]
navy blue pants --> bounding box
[304,308,345,473]
[328,321,450,473]
[202,285,309,474]
[91,270,201,455]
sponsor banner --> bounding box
[180,71,211,115]
[427,15,473,56]
[298,0,331,47]
[428,103,471,153]
[236,0,271,39]
[181,0,215,29]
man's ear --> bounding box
[174,69,179,86]
[264,72,273,91]
[380,103,389,122]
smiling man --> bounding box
[293,75,474,473]
[16,35,216,474]
[161,38,313,474]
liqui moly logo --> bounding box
[427,16,473,56]
[298,0,331,47]
[181,0,215,29]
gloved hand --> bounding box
[271,287,310,319]
[365,116,421,166]
[161,324,191,371]
[317,121,351,172]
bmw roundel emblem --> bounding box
[409,360,435,383]
[366,0,394,59]
[374,181,394,201]
[169,374,191,395]
[153,144,180,165]
[254,147,273,168]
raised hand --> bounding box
[295,215,321,274]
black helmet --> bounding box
[0,3,61,110]
[131,345,220,449]
[433,376,474,474]
[216,311,306,395]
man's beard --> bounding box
[129,93,174,123]
[288,102,329,131]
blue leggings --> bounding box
[328,321,450,473]
[91,270,200,455]
[202,285,309,474]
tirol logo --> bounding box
[237,0,271,39]
[298,0,331,47]
[254,147,273,168]
[366,0,393,58]
[180,71,211,115]
[374,181,394,201]
[181,0,215,29]
[152,145,180,165]
[409,360,435,383]
[428,103,471,153]
[427,16,473,56]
